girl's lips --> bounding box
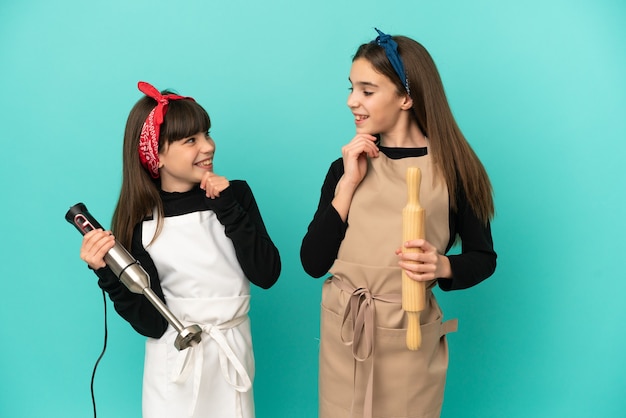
[195,159,213,169]
[354,114,369,124]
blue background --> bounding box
[1,0,624,417]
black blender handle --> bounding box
[65,202,105,235]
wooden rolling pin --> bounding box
[402,167,426,350]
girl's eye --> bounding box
[348,86,372,96]
[185,137,196,144]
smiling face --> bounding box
[347,58,411,138]
[158,131,216,192]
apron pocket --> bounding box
[319,303,360,416]
[319,303,450,418]
[375,318,450,417]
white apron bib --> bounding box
[141,210,255,418]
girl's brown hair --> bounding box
[354,36,494,223]
[111,91,211,248]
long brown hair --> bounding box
[111,91,211,248]
[354,36,494,223]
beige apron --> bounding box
[319,152,457,418]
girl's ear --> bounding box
[401,94,413,110]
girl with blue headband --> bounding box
[301,29,496,418]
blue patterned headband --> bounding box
[373,28,410,95]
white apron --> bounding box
[141,210,255,418]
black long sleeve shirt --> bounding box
[94,181,281,338]
[300,148,496,291]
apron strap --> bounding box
[441,318,458,336]
[332,277,402,418]
[331,277,457,418]
[171,316,251,417]
[332,277,401,360]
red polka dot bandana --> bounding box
[137,81,194,178]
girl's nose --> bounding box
[201,136,215,152]
[346,91,358,109]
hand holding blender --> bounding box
[66,202,202,350]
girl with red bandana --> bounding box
[79,82,281,418]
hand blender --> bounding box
[65,202,202,350]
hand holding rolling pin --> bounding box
[396,239,451,283]
[397,167,452,350]
[395,167,452,283]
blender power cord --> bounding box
[91,289,108,418]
